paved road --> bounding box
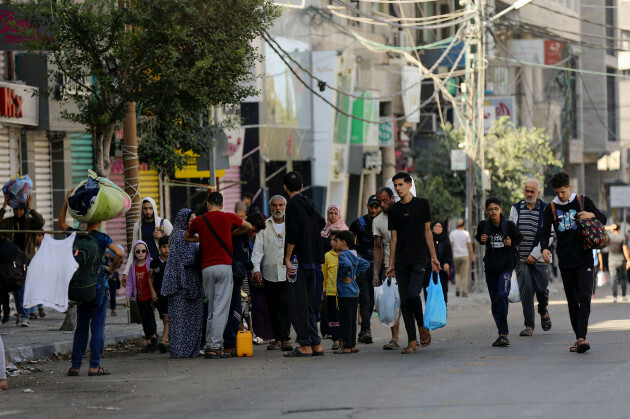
[2,285,630,418]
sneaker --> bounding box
[613,297,618,303]
[623,297,628,302]
[111,310,117,317]
[20,318,30,327]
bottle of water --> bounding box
[288,255,298,283]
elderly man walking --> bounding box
[509,179,553,336]
[252,195,293,351]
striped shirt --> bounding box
[514,201,541,262]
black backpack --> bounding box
[68,231,102,303]
[0,237,28,293]
[484,218,519,267]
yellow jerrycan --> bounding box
[236,330,253,357]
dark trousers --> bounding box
[357,264,374,334]
[13,285,28,318]
[263,279,291,342]
[423,270,448,305]
[136,299,157,339]
[288,268,321,347]
[223,277,243,349]
[0,292,9,318]
[612,264,627,298]
[485,270,511,336]
[560,265,594,340]
[338,297,358,349]
[108,280,117,310]
[321,295,341,341]
[515,263,549,329]
[396,263,427,343]
[71,289,108,370]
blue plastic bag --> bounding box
[423,272,447,330]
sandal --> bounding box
[358,332,373,344]
[569,342,578,353]
[281,341,293,351]
[267,341,282,350]
[204,349,223,359]
[334,349,354,354]
[401,342,419,354]
[519,328,533,336]
[576,338,590,354]
[67,368,80,377]
[88,366,111,376]
[283,347,312,358]
[419,328,431,348]
[222,348,237,358]
[541,312,552,331]
[492,336,510,347]
[383,339,400,350]
[332,341,340,351]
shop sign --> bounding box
[0,82,38,126]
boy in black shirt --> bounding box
[387,172,440,354]
[150,236,170,353]
[475,197,523,347]
[541,171,607,354]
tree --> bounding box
[412,123,467,221]
[485,117,562,206]
[21,0,280,177]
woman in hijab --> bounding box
[161,208,204,358]
[424,220,453,305]
[320,205,348,253]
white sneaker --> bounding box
[20,318,30,327]
[613,297,618,303]
[622,297,628,302]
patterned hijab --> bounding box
[160,208,201,299]
[320,204,348,238]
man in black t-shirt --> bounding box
[387,172,440,354]
[349,194,381,343]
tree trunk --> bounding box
[92,124,116,178]
[122,102,140,251]
[59,304,77,331]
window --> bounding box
[622,31,630,51]
[606,68,617,142]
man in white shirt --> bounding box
[251,195,293,351]
[449,218,476,297]
[372,186,400,350]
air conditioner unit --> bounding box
[418,113,437,133]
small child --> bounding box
[125,240,158,353]
[334,230,369,354]
[321,230,342,350]
[103,244,124,317]
[149,236,170,353]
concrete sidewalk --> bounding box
[1,297,143,363]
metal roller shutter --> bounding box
[138,163,160,214]
[32,132,53,229]
[219,166,242,215]
[70,133,94,185]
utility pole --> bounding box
[122,102,139,251]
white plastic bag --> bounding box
[508,270,521,303]
[374,277,401,327]
[596,270,608,287]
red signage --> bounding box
[545,40,565,65]
[0,87,23,118]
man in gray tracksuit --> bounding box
[509,180,553,337]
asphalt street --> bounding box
[2,285,630,418]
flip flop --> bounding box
[334,349,354,354]
[311,351,325,356]
[419,328,431,348]
[519,328,533,336]
[401,343,419,354]
[88,366,111,376]
[283,347,311,358]
[67,368,80,377]
[383,339,400,350]
[576,339,590,354]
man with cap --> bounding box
[349,194,382,344]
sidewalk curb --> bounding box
[5,332,142,363]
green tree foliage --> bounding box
[20,0,280,177]
[485,117,562,207]
[413,124,466,221]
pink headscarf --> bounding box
[321,205,348,238]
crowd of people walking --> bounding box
[1,168,628,390]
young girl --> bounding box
[321,230,342,350]
[126,240,158,353]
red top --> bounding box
[187,211,244,269]
[134,264,151,302]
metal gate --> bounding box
[32,131,53,229]
[0,127,18,216]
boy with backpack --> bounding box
[59,189,123,377]
[475,197,523,348]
